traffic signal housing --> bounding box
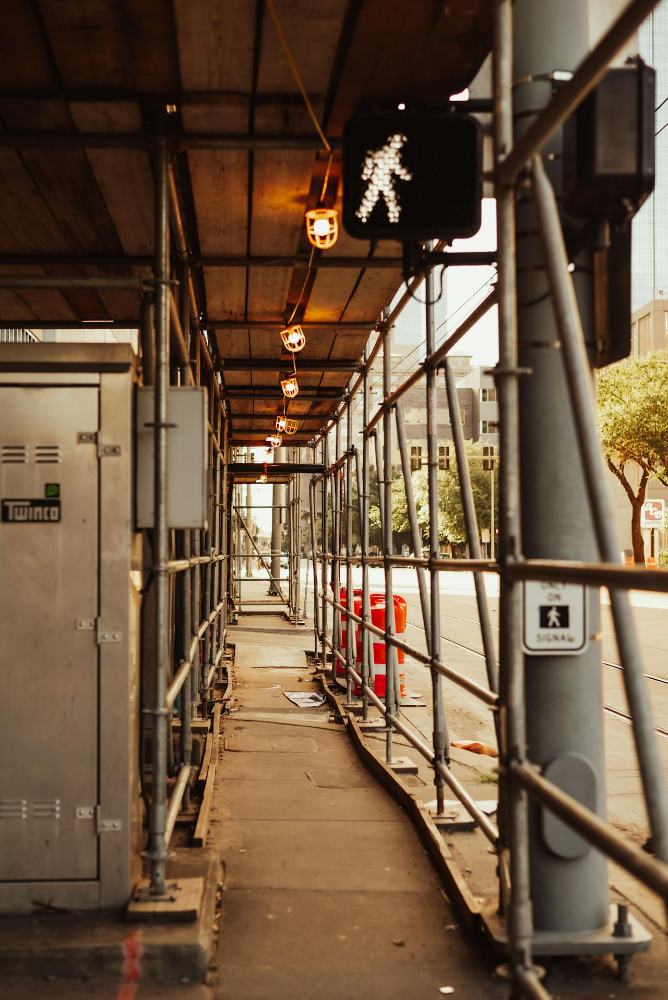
[343,108,482,242]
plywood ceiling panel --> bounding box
[173,0,255,93]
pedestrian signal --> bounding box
[343,109,481,241]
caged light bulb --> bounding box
[281,376,299,398]
[280,325,306,353]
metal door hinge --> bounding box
[76,806,95,820]
[76,619,122,643]
[97,620,122,644]
[77,432,97,444]
[96,805,122,833]
[98,443,121,458]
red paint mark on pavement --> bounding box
[116,928,142,1000]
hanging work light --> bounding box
[276,415,288,432]
[266,433,283,448]
[280,324,306,352]
[305,207,339,249]
[284,418,299,435]
[256,473,268,484]
[281,375,299,398]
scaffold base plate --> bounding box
[126,877,204,924]
[481,904,652,956]
[387,756,419,775]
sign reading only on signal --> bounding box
[522,580,588,657]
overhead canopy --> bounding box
[0,0,493,446]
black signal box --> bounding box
[343,109,482,241]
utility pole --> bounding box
[512,0,634,936]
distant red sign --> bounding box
[641,499,665,529]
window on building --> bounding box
[410,446,422,471]
[438,445,450,470]
[481,420,499,434]
[481,388,497,402]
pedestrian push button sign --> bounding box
[522,580,588,657]
[343,110,482,241]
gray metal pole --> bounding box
[321,435,329,673]
[345,394,354,702]
[361,350,372,720]
[425,265,449,808]
[149,134,170,896]
[442,361,498,696]
[382,325,397,762]
[512,0,608,935]
[532,154,668,875]
[494,0,534,978]
[269,482,282,596]
[395,403,431,649]
[332,420,342,660]
[309,473,320,652]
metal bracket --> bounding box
[77,431,97,444]
[96,805,122,833]
[76,806,95,820]
[96,621,122,644]
[98,443,121,458]
[76,618,96,631]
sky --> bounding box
[392,198,499,367]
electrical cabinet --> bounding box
[0,344,143,912]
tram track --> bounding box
[404,601,668,740]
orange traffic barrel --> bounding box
[353,593,407,699]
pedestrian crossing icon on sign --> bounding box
[522,581,587,656]
[539,605,570,629]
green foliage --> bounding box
[597,353,668,562]
[597,352,668,481]
[395,441,498,547]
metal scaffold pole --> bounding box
[345,393,354,702]
[382,324,398,762]
[149,133,171,896]
[493,0,535,984]
[361,350,372,719]
[425,260,449,808]
[321,434,329,672]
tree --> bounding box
[597,352,668,563]
[411,441,498,548]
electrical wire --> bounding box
[265,0,331,155]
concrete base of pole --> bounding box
[481,904,651,959]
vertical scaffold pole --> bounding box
[382,324,397,762]
[345,392,354,702]
[442,359,499,699]
[178,269,192,806]
[425,260,449,809]
[332,419,342,660]
[309,464,320,656]
[149,133,171,896]
[395,403,431,649]
[321,435,329,672]
[361,349,371,719]
[494,0,534,978]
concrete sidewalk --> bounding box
[210,614,506,1000]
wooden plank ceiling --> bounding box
[0,0,493,445]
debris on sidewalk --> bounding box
[283,691,327,708]
[451,739,499,757]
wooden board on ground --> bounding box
[197,732,213,792]
[192,756,217,849]
[126,876,204,924]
